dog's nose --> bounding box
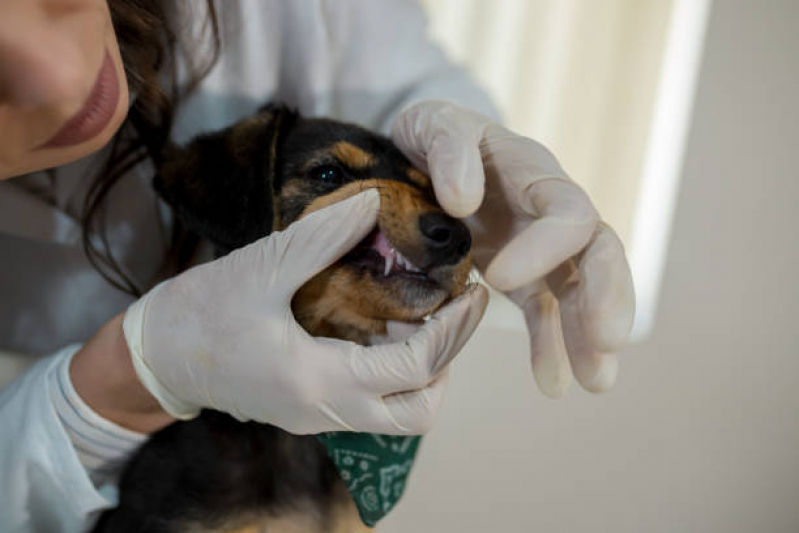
[418,212,472,266]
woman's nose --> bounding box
[418,211,472,267]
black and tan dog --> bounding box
[91,105,472,533]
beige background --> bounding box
[422,0,675,247]
[421,0,710,342]
[382,1,799,532]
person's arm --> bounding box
[0,318,169,531]
[0,348,118,531]
[69,314,175,434]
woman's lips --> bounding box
[41,49,120,149]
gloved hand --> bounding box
[392,101,635,397]
[123,190,489,434]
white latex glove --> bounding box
[123,190,489,435]
[392,101,635,397]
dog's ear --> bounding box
[155,104,298,250]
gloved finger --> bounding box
[553,262,620,392]
[576,223,636,352]
[274,189,380,297]
[484,178,599,292]
[379,368,449,435]
[391,101,485,218]
[348,285,488,395]
[367,319,422,346]
[324,370,449,436]
[425,133,485,219]
[509,285,572,398]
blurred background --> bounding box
[381,0,799,531]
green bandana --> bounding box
[316,433,422,527]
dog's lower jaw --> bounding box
[291,266,439,345]
[298,313,387,347]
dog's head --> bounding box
[157,105,472,342]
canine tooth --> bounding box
[384,254,394,276]
[396,251,421,272]
[398,252,410,270]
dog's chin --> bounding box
[336,258,447,319]
[376,273,450,320]
[340,233,460,321]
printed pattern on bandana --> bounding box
[316,433,422,527]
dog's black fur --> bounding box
[91,412,346,532]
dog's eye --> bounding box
[312,165,345,184]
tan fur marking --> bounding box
[299,179,380,215]
[227,512,322,533]
[276,180,311,230]
[226,525,261,533]
[209,487,371,533]
[406,167,430,188]
[292,179,467,341]
[328,479,375,533]
[451,260,472,297]
[299,179,431,271]
[329,501,374,533]
[331,141,376,168]
[196,501,326,533]
[293,268,388,344]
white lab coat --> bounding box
[0,1,496,531]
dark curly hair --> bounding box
[81,0,220,296]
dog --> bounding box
[91,104,473,532]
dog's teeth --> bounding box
[384,254,394,276]
[396,251,420,273]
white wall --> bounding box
[382,1,799,531]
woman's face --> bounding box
[0,0,128,179]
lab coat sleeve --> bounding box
[0,346,114,533]
[281,0,500,133]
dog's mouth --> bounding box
[342,227,435,284]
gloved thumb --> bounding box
[351,284,489,396]
[274,189,380,296]
[392,101,486,218]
